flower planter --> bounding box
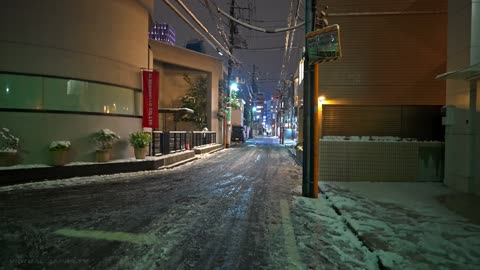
[96,150,111,162]
[50,150,68,166]
[134,147,147,159]
[0,151,19,166]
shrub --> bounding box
[49,141,71,151]
[93,129,120,150]
[0,128,19,152]
[129,132,152,148]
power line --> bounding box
[162,0,240,63]
[176,0,236,61]
[217,6,305,33]
[237,46,300,52]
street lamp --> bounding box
[230,82,239,92]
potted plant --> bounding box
[129,132,152,159]
[92,129,120,162]
[49,140,71,166]
[0,128,20,166]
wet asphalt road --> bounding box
[0,136,303,270]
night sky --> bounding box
[153,0,305,97]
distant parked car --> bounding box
[231,126,245,142]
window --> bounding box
[0,73,139,116]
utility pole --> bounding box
[251,64,257,93]
[250,64,257,137]
[226,0,236,148]
[302,0,319,198]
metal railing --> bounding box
[151,131,217,156]
[191,131,216,148]
[169,131,187,153]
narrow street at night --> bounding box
[2,0,480,269]
[2,136,480,269]
[0,136,335,269]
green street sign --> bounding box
[227,107,231,124]
[306,24,342,64]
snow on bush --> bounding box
[93,128,120,150]
[0,128,20,152]
[49,141,71,151]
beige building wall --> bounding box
[1,112,141,164]
[444,0,480,195]
[319,0,447,105]
[0,0,150,90]
[0,0,152,164]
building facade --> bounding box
[149,23,176,45]
[0,0,222,165]
[318,0,447,138]
[441,0,480,195]
[301,0,448,182]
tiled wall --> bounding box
[319,141,444,182]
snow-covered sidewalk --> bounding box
[318,182,480,269]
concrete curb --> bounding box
[285,146,302,166]
[193,144,224,154]
[160,156,199,169]
[0,150,198,186]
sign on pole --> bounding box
[227,106,232,125]
[306,24,342,64]
[142,70,159,128]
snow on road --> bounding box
[2,137,477,269]
[320,182,480,269]
[291,188,379,270]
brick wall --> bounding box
[318,0,447,106]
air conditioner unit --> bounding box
[441,105,456,126]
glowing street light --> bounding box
[230,82,239,92]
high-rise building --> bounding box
[149,23,175,45]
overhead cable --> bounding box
[217,7,305,33]
[238,46,300,52]
[176,0,236,62]
[278,0,301,90]
[329,10,447,16]
[162,0,240,63]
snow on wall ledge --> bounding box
[319,139,444,182]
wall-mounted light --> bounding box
[318,95,326,106]
[6,87,9,93]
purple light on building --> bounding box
[149,23,175,45]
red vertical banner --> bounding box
[142,70,159,128]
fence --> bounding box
[150,131,217,156]
[191,131,216,148]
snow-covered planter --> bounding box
[93,129,120,150]
[0,128,19,152]
[49,141,71,151]
[0,128,20,166]
[49,141,71,166]
[92,129,120,162]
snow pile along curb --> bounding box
[319,182,480,269]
